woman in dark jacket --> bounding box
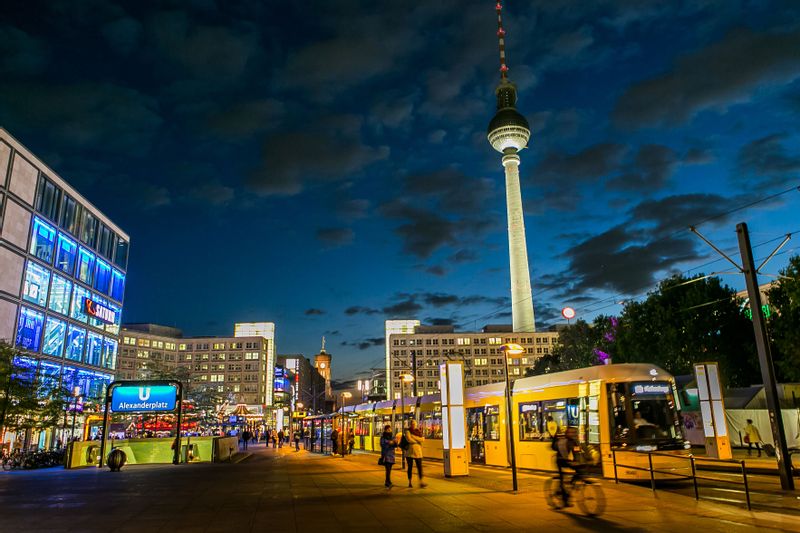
[379,425,399,488]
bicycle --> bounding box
[544,465,606,516]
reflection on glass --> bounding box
[22,260,50,307]
[16,306,45,351]
[42,317,67,357]
[48,274,72,315]
[70,285,90,323]
[29,218,56,264]
[94,259,111,294]
[55,234,77,275]
[86,332,103,366]
[65,325,86,362]
[76,247,95,285]
[110,269,125,301]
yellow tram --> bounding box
[336,363,687,479]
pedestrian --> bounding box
[294,430,301,451]
[241,430,250,450]
[272,429,278,448]
[277,429,284,448]
[348,431,355,455]
[743,419,762,457]
[403,420,427,488]
[379,424,399,488]
[330,428,339,455]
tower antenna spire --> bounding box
[496,1,509,81]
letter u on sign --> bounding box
[138,387,151,401]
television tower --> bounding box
[487,1,535,332]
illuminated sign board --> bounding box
[111,385,178,412]
[84,298,116,324]
[631,382,671,395]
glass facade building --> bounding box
[0,128,129,419]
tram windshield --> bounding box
[608,381,684,449]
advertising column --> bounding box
[440,362,468,477]
[694,363,732,459]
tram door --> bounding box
[467,407,486,464]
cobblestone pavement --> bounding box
[0,443,798,532]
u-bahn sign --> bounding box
[110,384,179,412]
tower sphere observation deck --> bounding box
[488,82,531,154]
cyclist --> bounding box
[554,426,580,506]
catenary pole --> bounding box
[737,222,794,490]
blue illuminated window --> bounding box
[76,247,95,285]
[22,261,50,307]
[110,270,125,302]
[85,331,103,366]
[42,317,67,358]
[93,259,111,294]
[70,285,90,323]
[38,362,62,393]
[65,325,86,362]
[55,233,77,275]
[48,274,72,315]
[16,306,45,351]
[89,294,110,328]
[103,337,118,370]
[29,218,56,264]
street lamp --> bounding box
[500,343,524,492]
[340,392,352,457]
[69,386,82,442]
[399,373,414,431]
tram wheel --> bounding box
[575,480,606,517]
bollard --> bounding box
[107,449,126,472]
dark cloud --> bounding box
[248,128,389,195]
[379,201,459,258]
[382,298,423,316]
[424,265,447,276]
[206,99,284,138]
[614,28,800,127]
[316,227,355,247]
[101,16,142,55]
[684,147,715,165]
[630,193,746,236]
[341,337,385,351]
[425,318,456,326]
[403,168,495,214]
[607,144,678,191]
[736,133,800,191]
[537,143,626,182]
[0,25,47,76]
[0,82,162,154]
[185,182,235,206]
[305,309,325,316]
[335,198,370,220]
[449,249,478,263]
[345,306,380,316]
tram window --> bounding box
[519,402,543,440]
[420,410,443,439]
[608,383,630,443]
[542,399,568,434]
[484,405,501,440]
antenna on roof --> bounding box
[496,1,509,81]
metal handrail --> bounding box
[612,449,751,510]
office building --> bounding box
[387,324,558,399]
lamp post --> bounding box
[69,386,81,442]
[340,392,352,457]
[399,373,414,431]
[500,343,524,492]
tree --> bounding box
[0,341,69,442]
[614,274,759,387]
[527,316,617,375]
[767,254,800,382]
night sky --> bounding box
[2,1,799,380]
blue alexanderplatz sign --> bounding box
[110,384,178,412]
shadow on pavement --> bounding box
[564,513,648,532]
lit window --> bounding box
[86,332,103,366]
[54,233,77,275]
[42,317,67,357]
[76,247,95,285]
[110,269,125,301]
[48,274,72,315]
[93,259,111,294]
[103,337,118,370]
[65,325,86,362]
[16,306,45,351]
[22,260,50,307]
[30,218,56,264]
[70,285,90,323]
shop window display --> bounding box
[65,325,86,362]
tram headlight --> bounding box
[634,444,657,452]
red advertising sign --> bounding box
[84,298,116,324]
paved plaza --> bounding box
[0,444,798,532]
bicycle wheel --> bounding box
[2,459,10,471]
[544,477,565,509]
[575,480,606,517]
